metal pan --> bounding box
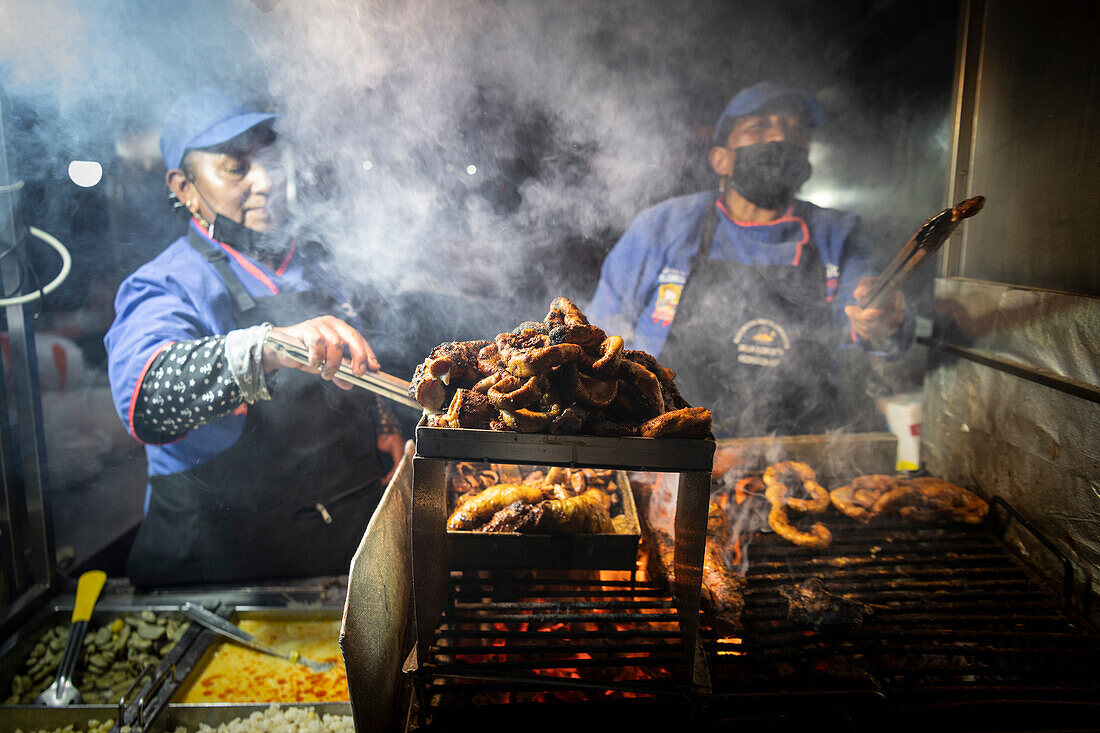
[446,469,641,570]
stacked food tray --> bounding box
[0,604,351,732]
[445,463,640,570]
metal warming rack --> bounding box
[407,423,715,688]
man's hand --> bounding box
[844,277,905,342]
[377,433,407,486]
[262,315,380,390]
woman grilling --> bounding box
[105,87,404,586]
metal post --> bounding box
[410,454,448,666]
[673,469,710,688]
[0,85,57,604]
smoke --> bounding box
[1,0,956,393]
[243,0,697,311]
[0,0,710,371]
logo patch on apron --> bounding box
[733,318,791,367]
[651,268,687,327]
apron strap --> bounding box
[187,228,257,314]
[693,195,720,272]
[673,193,720,303]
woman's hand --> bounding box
[262,315,380,390]
[377,433,407,486]
[844,277,905,342]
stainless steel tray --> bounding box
[3,704,121,731]
[169,607,346,704]
[149,702,352,731]
[447,469,641,570]
[0,604,201,704]
[416,422,715,472]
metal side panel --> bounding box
[342,444,415,733]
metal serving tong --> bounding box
[859,195,985,311]
[263,332,420,411]
[179,603,333,674]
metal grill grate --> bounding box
[706,513,1100,730]
[406,510,1100,731]
[410,571,695,729]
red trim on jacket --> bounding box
[275,240,297,277]
[714,200,810,265]
[127,341,174,444]
[190,218,281,295]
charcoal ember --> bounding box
[778,577,872,631]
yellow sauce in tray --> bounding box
[173,618,348,703]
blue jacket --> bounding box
[587,191,910,357]
[105,220,355,479]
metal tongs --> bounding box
[180,603,334,673]
[263,332,420,411]
[859,196,985,310]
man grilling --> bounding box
[587,82,910,438]
[105,87,404,586]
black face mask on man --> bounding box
[728,141,812,210]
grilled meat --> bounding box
[639,407,712,439]
[410,298,711,437]
[448,470,618,534]
[431,389,494,429]
[828,475,987,525]
[526,487,613,534]
[446,484,547,530]
[410,339,490,411]
[544,297,606,349]
[767,501,832,549]
[479,500,542,532]
[871,477,988,524]
[829,474,898,522]
[764,461,832,549]
[647,526,745,632]
[778,577,872,631]
[764,461,830,514]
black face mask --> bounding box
[209,212,292,259]
[729,141,812,210]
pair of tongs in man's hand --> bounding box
[858,196,985,311]
[263,332,420,411]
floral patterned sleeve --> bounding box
[131,336,243,444]
[374,398,401,436]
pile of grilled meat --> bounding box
[409,297,711,438]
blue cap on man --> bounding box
[159,87,277,170]
[712,82,825,144]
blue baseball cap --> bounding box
[159,87,277,170]
[712,82,825,144]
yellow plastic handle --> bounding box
[71,570,107,623]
